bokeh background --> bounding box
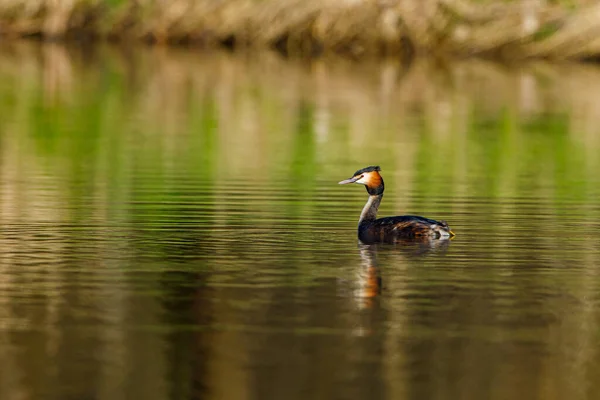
[2,2,600,399]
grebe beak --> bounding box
[339,176,361,184]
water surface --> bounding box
[1,42,600,400]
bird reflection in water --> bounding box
[354,237,451,309]
[355,243,382,310]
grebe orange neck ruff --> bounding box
[339,166,454,243]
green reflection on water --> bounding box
[1,42,600,400]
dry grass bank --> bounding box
[1,0,600,60]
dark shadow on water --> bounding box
[355,237,451,307]
[383,237,451,258]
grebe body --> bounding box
[339,166,454,243]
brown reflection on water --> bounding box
[356,243,381,310]
[1,41,600,400]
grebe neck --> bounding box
[359,194,382,227]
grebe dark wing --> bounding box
[373,215,454,238]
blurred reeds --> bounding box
[1,0,600,60]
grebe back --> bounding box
[339,166,454,243]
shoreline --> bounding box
[1,0,599,61]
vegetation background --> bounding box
[1,0,600,60]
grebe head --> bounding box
[338,165,384,195]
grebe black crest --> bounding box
[339,166,454,243]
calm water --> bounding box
[1,42,600,400]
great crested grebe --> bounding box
[339,166,454,243]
